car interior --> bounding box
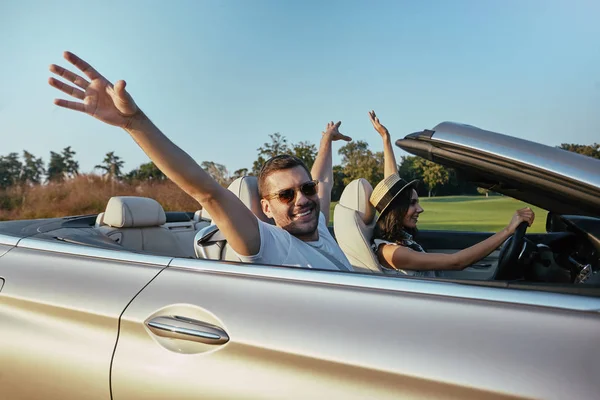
[94,196,209,258]
[5,174,599,292]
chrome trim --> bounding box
[518,241,528,260]
[196,224,219,244]
[146,316,229,345]
[0,234,20,247]
[17,237,172,266]
[170,258,600,312]
[194,225,219,259]
[429,122,600,190]
[198,246,208,261]
[147,322,220,340]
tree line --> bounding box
[1,138,598,200]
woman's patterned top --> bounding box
[372,230,438,278]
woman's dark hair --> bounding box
[373,187,416,242]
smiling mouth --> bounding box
[294,208,313,219]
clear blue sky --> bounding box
[1,0,599,174]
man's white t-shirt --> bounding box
[236,213,354,272]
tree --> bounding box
[0,153,22,189]
[413,158,449,197]
[61,146,79,178]
[251,156,267,177]
[47,147,79,182]
[251,133,290,175]
[398,156,420,183]
[331,165,347,201]
[338,141,384,186]
[258,132,290,158]
[46,151,67,183]
[126,162,166,182]
[291,141,317,170]
[477,187,490,198]
[20,151,45,185]
[95,151,124,180]
[201,161,230,187]
[558,143,600,160]
[232,168,248,180]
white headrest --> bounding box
[95,212,105,227]
[228,176,274,224]
[103,196,166,228]
[200,208,212,221]
[339,178,375,224]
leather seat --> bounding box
[97,196,191,257]
[195,176,273,260]
[333,179,382,273]
[227,176,274,224]
[95,212,106,227]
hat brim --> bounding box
[375,179,420,221]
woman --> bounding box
[367,110,535,277]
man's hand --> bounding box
[49,51,139,128]
[322,121,352,142]
[312,121,351,224]
[48,50,260,256]
[368,110,389,138]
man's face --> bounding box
[261,165,320,241]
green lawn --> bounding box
[330,195,547,233]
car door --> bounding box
[0,235,169,400]
[111,257,600,399]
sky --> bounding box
[1,0,599,175]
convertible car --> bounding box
[0,122,599,399]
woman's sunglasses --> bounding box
[263,180,319,204]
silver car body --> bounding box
[1,122,599,399]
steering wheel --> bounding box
[492,222,528,280]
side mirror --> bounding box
[546,212,566,233]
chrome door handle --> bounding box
[146,315,229,345]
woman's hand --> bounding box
[368,110,389,138]
[506,207,536,234]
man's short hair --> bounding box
[258,155,312,198]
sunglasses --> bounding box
[263,180,319,204]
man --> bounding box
[48,51,353,271]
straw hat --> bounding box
[369,174,419,216]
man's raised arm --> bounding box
[48,51,259,256]
[310,121,352,223]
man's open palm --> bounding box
[49,51,138,128]
[323,121,352,142]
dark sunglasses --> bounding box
[263,180,319,204]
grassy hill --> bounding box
[331,195,547,233]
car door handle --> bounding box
[146,315,229,345]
